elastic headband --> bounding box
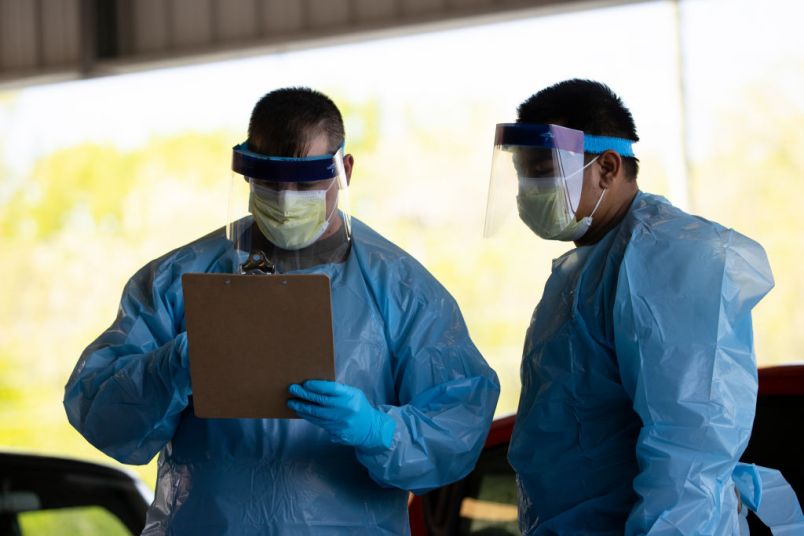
[495,123,636,157]
[583,135,635,157]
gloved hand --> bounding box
[288,381,396,451]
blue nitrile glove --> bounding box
[288,381,396,451]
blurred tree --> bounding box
[0,130,235,488]
[691,77,804,365]
[337,95,381,154]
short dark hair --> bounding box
[248,87,345,157]
[517,79,640,180]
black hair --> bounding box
[248,87,344,157]
[517,79,640,180]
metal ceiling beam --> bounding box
[0,0,652,88]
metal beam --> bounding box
[79,0,96,75]
[0,0,653,88]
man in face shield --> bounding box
[490,79,803,534]
[231,94,352,263]
[64,87,500,534]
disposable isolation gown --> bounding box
[64,218,500,535]
[509,191,804,535]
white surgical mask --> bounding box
[249,188,333,250]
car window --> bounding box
[18,506,131,536]
[458,445,519,535]
[423,444,520,535]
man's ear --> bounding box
[343,154,354,185]
[597,150,621,189]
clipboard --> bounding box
[182,272,335,419]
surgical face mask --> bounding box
[248,186,334,250]
[516,157,604,242]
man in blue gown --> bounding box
[488,79,803,534]
[65,87,500,535]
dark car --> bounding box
[409,364,804,536]
[0,452,150,535]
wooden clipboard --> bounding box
[182,272,335,419]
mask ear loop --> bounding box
[585,154,609,219]
[589,188,606,219]
[314,177,345,240]
[566,155,600,215]
[322,176,342,224]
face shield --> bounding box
[484,123,637,241]
[484,123,586,239]
[228,142,351,274]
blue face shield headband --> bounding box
[231,142,345,183]
[582,135,635,157]
[493,123,636,157]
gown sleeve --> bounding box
[613,223,774,534]
[355,257,501,495]
[64,236,231,464]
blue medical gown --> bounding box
[509,192,788,534]
[64,218,500,535]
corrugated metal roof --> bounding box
[0,0,645,87]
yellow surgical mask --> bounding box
[516,185,581,241]
[249,188,331,250]
[517,185,605,242]
[516,156,603,242]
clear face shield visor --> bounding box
[228,142,351,273]
[484,123,587,238]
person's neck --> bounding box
[250,216,350,273]
[574,185,638,247]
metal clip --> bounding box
[240,250,275,275]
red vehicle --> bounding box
[409,365,804,536]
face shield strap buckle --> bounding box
[240,250,276,275]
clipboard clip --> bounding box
[240,250,276,275]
